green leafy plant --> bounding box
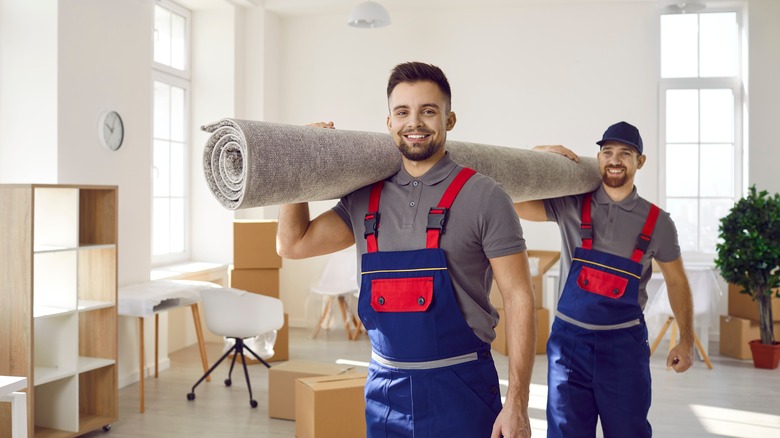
[715,185,780,345]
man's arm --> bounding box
[276,203,355,259]
[490,251,535,438]
[657,256,695,372]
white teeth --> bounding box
[407,134,427,139]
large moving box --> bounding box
[268,360,357,420]
[490,250,560,309]
[727,283,780,322]
[295,373,368,438]
[229,266,280,297]
[720,315,780,360]
[267,313,289,362]
[233,220,282,269]
[493,307,549,355]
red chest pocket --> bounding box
[577,266,628,299]
[371,277,433,312]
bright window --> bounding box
[152,1,190,265]
[659,10,743,256]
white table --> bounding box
[0,376,28,438]
[118,280,219,413]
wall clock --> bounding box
[98,110,124,151]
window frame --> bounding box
[658,7,746,261]
[151,0,192,267]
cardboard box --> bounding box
[233,220,282,269]
[267,313,289,362]
[727,283,780,322]
[295,373,368,438]
[492,307,549,355]
[268,360,357,420]
[720,315,780,360]
[490,250,559,309]
[229,266,280,297]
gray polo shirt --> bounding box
[333,152,526,343]
[544,185,681,309]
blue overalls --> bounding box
[358,168,503,438]
[547,192,660,438]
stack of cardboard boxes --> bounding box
[720,283,780,359]
[232,220,289,362]
[490,250,560,355]
[268,360,367,438]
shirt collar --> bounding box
[593,184,640,211]
[392,151,458,186]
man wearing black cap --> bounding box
[514,121,694,437]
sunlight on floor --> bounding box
[690,404,780,438]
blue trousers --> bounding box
[546,318,652,438]
[365,357,502,438]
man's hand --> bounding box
[307,121,335,129]
[492,404,532,438]
[532,144,580,162]
[667,342,694,373]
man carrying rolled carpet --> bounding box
[277,62,535,438]
[515,121,694,438]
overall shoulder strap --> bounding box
[630,203,661,262]
[364,181,385,253]
[580,192,594,249]
[426,168,477,249]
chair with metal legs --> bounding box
[186,287,284,408]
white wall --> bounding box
[748,0,780,194]
[0,0,59,182]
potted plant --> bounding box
[715,185,780,369]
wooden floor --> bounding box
[82,327,780,438]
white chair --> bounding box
[187,287,284,408]
[311,246,362,340]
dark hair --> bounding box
[387,62,452,110]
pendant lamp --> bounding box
[347,1,391,28]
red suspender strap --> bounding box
[426,168,477,249]
[364,181,385,253]
[631,204,660,262]
[580,192,594,250]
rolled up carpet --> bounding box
[202,118,601,210]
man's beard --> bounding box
[602,166,628,188]
[396,135,444,161]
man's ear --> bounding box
[386,115,392,131]
[637,154,646,169]
[446,111,457,131]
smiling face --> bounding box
[597,141,646,189]
[386,80,456,163]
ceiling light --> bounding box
[663,1,707,14]
[347,1,391,29]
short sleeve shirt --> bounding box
[333,152,526,343]
[544,185,681,309]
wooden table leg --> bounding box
[139,317,145,414]
[191,303,210,382]
[155,313,159,378]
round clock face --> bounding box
[99,110,124,151]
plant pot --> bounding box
[748,340,780,369]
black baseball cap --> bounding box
[596,121,643,154]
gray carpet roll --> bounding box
[202,119,601,210]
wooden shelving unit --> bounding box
[0,184,118,437]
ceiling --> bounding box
[181,0,672,17]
